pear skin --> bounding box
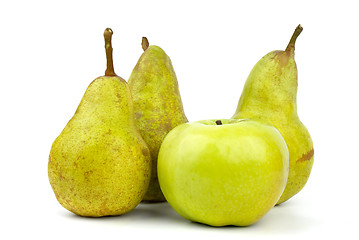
[232,25,314,204]
[48,29,151,216]
[128,37,188,202]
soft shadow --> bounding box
[173,200,320,232]
[189,221,249,229]
[58,199,320,233]
[251,200,321,234]
[58,202,188,225]
[124,202,185,222]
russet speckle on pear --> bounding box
[232,25,314,204]
[128,37,188,202]
[48,28,151,217]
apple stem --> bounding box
[285,24,303,52]
[104,28,116,76]
[216,120,222,125]
[142,37,149,51]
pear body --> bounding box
[128,45,188,201]
[233,49,314,204]
[48,76,151,216]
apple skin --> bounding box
[157,119,289,227]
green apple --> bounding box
[157,119,289,226]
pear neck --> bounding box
[236,54,298,117]
[77,77,135,128]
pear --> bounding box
[128,37,188,202]
[232,25,314,204]
[48,28,151,216]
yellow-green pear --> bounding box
[48,29,151,216]
[232,25,314,204]
[128,37,188,202]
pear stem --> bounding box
[142,37,149,51]
[285,24,303,51]
[215,120,222,125]
[104,28,116,76]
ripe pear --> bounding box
[48,28,151,217]
[232,25,314,204]
[128,37,188,202]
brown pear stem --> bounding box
[285,24,303,51]
[104,28,116,76]
[142,37,149,51]
[215,120,222,125]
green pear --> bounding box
[232,25,314,204]
[128,37,188,202]
[48,28,151,216]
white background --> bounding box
[1,0,358,239]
